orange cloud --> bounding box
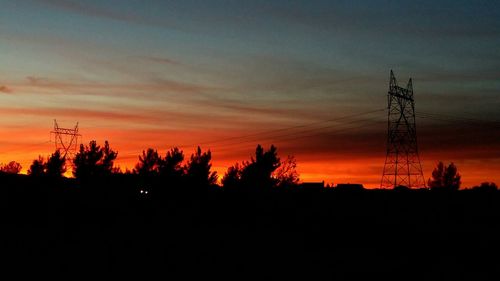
[21,76,215,95]
[0,85,12,93]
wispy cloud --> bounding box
[0,106,161,123]
[36,0,143,23]
[26,76,46,85]
[0,85,12,93]
[18,75,218,97]
[34,0,177,29]
[137,56,181,66]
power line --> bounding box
[115,109,385,158]
[416,112,500,129]
[417,111,500,124]
[205,117,385,152]
[173,108,385,148]
[13,107,499,163]
[211,119,386,154]
[116,118,386,164]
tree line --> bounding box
[0,140,496,191]
[8,140,298,190]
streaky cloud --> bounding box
[35,0,178,29]
[37,0,145,23]
[137,56,181,66]
[0,85,13,93]
[18,75,218,97]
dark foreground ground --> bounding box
[1,175,499,279]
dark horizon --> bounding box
[1,164,499,278]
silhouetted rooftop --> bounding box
[335,183,365,191]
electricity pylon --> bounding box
[50,119,81,162]
[381,70,425,188]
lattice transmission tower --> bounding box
[50,119,81,163]
[381,70,425,188]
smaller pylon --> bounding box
[50,119,81,161]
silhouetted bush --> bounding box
[471,182,498,192]
[0,161,22,174]
[394,185,411,191]
[27,150,66,178]
[428,161,461,191]
[28,156,45,176]
[273,155,300,188]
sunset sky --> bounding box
[0,0,499,187]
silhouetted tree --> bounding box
[0,161,22,174]
[123,168,134,175]
[101,141,118,173]
[273,155,299,188]
[73,140,118,179]
[428,161,461,191]
[471,182,498,192]
[159,147,185,179]
[111,166,123,174]
[46,150,66,178]
[28,156,45,176]
[222,163,242,189]
[185,146,217,187]
[135,148,161,176]
[239,144,281,189]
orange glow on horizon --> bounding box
[1,112,499,189]
[3,137,497,189]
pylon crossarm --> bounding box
[51,119,81,166]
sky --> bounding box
[0,0,499,187]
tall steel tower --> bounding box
[50,119,81,162]
[381,70,425,188]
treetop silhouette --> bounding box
[135,148,161,176]
[135,147,185,180]
[73,140,117,179]
[185,146,217,187]
[222,144,299,190]
[428,161,461,191]
[273,155,299,188]
[46,150,67,178]
[159,147,184,179]
[0,161,22,174]
[28,156,46,177]
[471,182,498,192]
[28,150,67,178]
